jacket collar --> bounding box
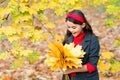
[68,33,91,50]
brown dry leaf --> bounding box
[3,76,13,80]
[35,63,45,71]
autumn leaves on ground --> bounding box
[0,0,120,80]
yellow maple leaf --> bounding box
[101,52,114,59]
[64,43,74,50]
[47,42,63,58]
[98,60,111,72]
[64,43,86,58]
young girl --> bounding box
[62,10,100,80]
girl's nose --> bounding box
[69,28,73,32]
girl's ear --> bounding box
[81,23,85,28]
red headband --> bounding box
[66,13,84,23]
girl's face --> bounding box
[66,21,85,37]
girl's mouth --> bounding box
[72,32,76,35]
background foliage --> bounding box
[0,0,120,80]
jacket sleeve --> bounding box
[87,36,100,73]
[86,62,96,73]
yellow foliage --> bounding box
[55,8,66,16]
[21,0,29,3]
[37,2,48,10]
[106,5,120,15]
[72,4,82,10]
[21,31,32,38]
[11,45,33,57]
[31,30,49,42]
[0,26,22,42]
[58,0,66,3]
[91,0,107,6]
[47,2,58,9]
[1,27,18,36]
[98,51,120,74]
[30,2,41,11]
[39,14,48,21]
[98,60,111,72]
[20,50,33,57]
[20,26,34,38]
[10,59,24,69]
[66,0,77,5]
[113,39,120,47]
[41,0,49,3]
[14,15,32,24]
[64,43,86,58]
[11,0,18,2]
[0,52,11,60]
[101,52,114,59]
[0,8,5,18]
[54,34,64,42]
[111,63,120,73]
[45,42,85,71]
[11,45,24,57]
[46,22,56,29]
[110,59,120,73]
[19,5,29,13]
[7,36,20,43]
[0,8,12,18]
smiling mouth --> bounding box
[72,33,76,35]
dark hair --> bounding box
[63,10,94,45]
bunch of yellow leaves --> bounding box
[45,42,86,71]
[64,43,86,58]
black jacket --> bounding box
[62,33,100,80]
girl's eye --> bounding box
[67,26,71,28]
[72,27,76,29]
[67,26,70,28]
[67,25,76,29]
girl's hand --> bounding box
[63,65,86,74]
[63,68,75,74]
